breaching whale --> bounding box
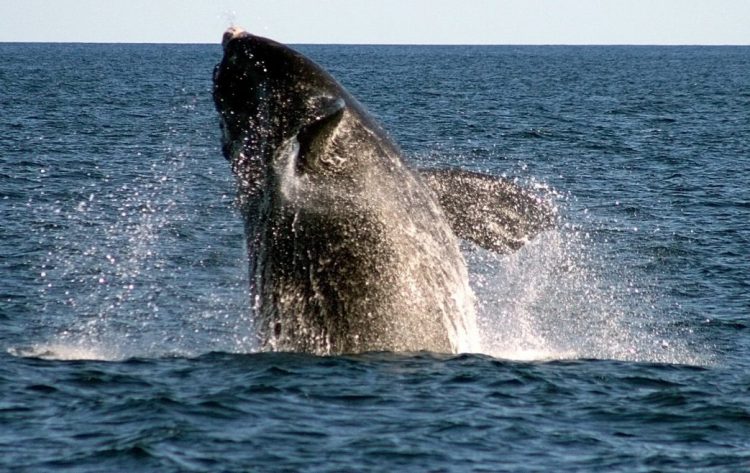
[213,27,553,355]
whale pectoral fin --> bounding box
[422,168,557,254]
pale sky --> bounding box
[1,0,749,45]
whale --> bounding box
[213,27,553,355]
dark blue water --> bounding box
[2,43,749,471]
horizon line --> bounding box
[2,40,749,47]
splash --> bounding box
[468,225,706,365]
[22,123,254,361]
[19,117,703,365]
[221,9,238,29]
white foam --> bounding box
[492,348,579,363]
[9,342,123,361]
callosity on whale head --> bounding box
[213,27,553,355]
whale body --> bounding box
[213,27,553,354]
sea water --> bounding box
[1,43,749,471]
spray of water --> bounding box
[469,221,704,365]
[13,133,254,361]
[13,145,703,364]
[220,10,238,29]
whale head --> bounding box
[213,27,396,200]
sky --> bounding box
[1,0,749,45]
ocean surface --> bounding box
[1,42,749,471]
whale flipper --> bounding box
[422,169,556,254]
